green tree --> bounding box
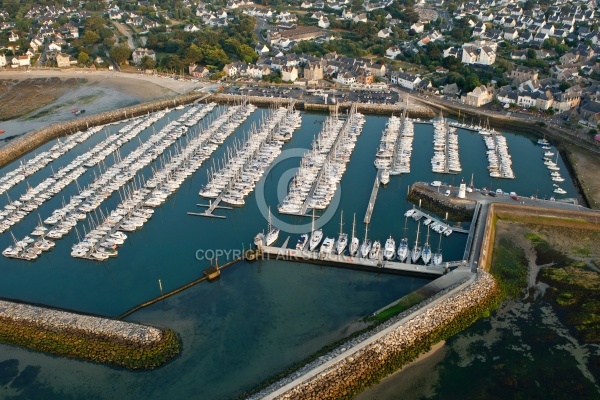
[109,45,132,65]
[140,56,156,70]
[83,30,100,46]
[78,51,89,65]
[526,48,537,59]
[559,81,571,92]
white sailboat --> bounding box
[265,207,279,246]
[421,225,432,265]
[308,209,323,251]
[411,222,421,263]
[349,213,359,256]
[397,216,409,262]
[335,211,348,255]
[359,223,372,258]
[433,231,443,266]
[320,237,335,254]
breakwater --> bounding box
[208,94,435,117]
[0,299,180,369]
[247,270,498,400]
[0,92,208,169]
[408,182,476,222]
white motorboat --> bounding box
[320,237,335,254]
[380,169,390,185]
[296,234,308,251]
[369,240,381,260]
[404,208,416,217]
[349,213,359,256]
[335,211,348,255]
[553,187,567,195]
[384,236,395,260]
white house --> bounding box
[461,45,496,66]
[461,85,493,107]
[184,24,200,32]
[390,72,421,90]
[0,54,6,68]
[335,70,357,85]
[8,32,19,42]
[48,42,62,52]
[377,28,391,38]
[385,46,402,59]
[318,16,330,29]
[281,66,298,82]
[410,22,424,33]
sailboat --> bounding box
[308,209,323,251]
[349,213,359,256]
[433,231,443,266]
[421,226,432,265]
[411,222,422,263]
[336,211,348,255]
[384,236,395,260]
[359,223,372,258]
[265,207,279,246]
[397,216,409,262]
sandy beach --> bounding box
[0,70,202,141]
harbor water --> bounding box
[0,107,578,399]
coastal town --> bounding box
[0,0,600,399]
[2,0,600,128]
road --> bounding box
[111,21,135,50]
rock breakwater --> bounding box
[247,270,498,400]
[0,299,180,369]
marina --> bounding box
[0,112,170,235]
[198,104,301,208]
[431,116,461,174]
[0,106,583,400]
[71,103,253,260]
[278,105,365,215]
[480,128,515,179]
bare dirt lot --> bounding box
[0,70,200,141]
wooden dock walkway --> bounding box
[410,207,470,234]
[258,245,466,277]
[188,188,232,219]
[364,170,381,224]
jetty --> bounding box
[408,207,469,234]
[256,243,466,278]
[364,170,381,224]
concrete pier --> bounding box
[364,170,381,224]
[258,245,467,278]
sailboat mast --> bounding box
[339,211,344,236]
[352,213,356,239]
[415,223,420,247]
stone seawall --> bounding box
[0,299,180,369]
[0,92,207,169]
[248,271,498,400]
[208,94,435,117]
[408,182,476,222]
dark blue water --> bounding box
[0,108,578,399]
